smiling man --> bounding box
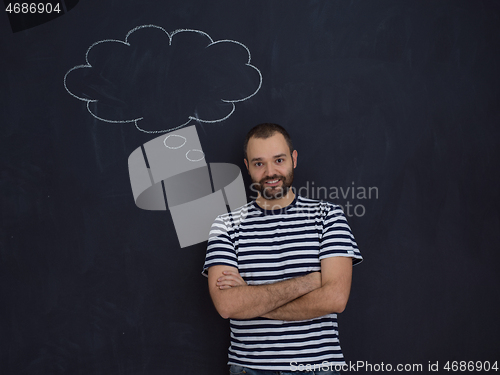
[203,123,362,375]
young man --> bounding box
[203,123,362,374]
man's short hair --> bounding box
[244,123,294,160]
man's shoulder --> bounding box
[214,201,256,227]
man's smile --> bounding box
[264,179,281,186]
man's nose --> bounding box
[264,163,276,177]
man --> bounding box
[203,123,362,374]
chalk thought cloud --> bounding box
[64,25,262,133]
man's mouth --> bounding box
[264,179,281,186]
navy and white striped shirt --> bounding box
[203,195,362,371]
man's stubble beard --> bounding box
[252,168,294,201]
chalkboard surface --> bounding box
[1,1,499,374]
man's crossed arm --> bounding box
[207,256,352,321]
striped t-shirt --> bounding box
[203,195,362,371]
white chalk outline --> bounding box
[185,149,205,162]
[163,134,187,149]
[63,25,263,133]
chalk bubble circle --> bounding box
[163,134,187,149]
[186,149,205,162]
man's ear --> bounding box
[244,158,249,170]
[292,150,298,168]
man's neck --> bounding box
[255,190,296,210]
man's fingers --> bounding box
[217,273,247,289]
[217,279,236,289]
[217,275,236,282]
[217,276,236,286]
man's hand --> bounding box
[216,270,248,289]
[208,265,322,319]
[261,256,353,320]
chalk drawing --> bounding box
[185,149,205,162]
[64,26,258,247]
[64,25,262,133]
[164,134,187,149]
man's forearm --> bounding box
[261,283,347,321]
[262,258,353,321]
[212,272,321,319]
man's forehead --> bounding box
[247,134,289,158]
[250,153,287,162]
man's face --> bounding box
[244,133,297,201]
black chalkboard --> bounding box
[1,1,499,374]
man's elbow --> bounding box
[212,296,241,319]
[215,299,254,320]
[217,305,247,320]
[216,305,231,320]
[326,293,350,314]
[334,300,348,314]
[212,299,231,319]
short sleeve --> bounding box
[202,215,239,277]
[319,205,363,265]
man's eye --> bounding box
[276,159,283,163]
[255,162,262,167]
